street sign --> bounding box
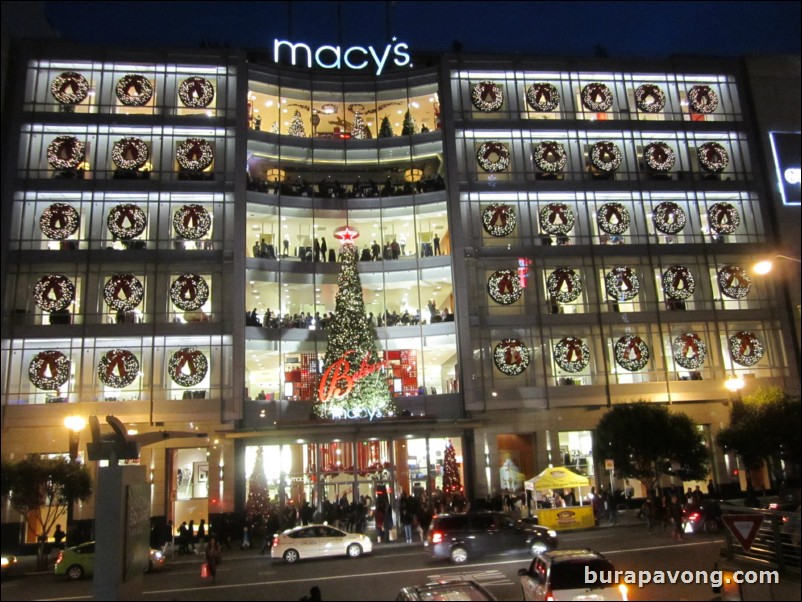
[721,514,764,551]
[604,459,614,470]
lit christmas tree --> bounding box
[401,109,416,135]
[316,226,395,419]
[442,439,463,494]
[245,446,271,524]
[351,111,368,139]
[288,110,306,137]
[379,115,394,138]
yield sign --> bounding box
[721,514,764,551]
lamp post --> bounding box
[63,415,86,543]
[725,376,744,401]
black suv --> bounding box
[425,511,558,564]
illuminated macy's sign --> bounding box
[318,350,389,420]
[273,38,411,76]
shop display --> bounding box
[103,273,144,312]
[539,203,575,235]
[634,84,666,113]
[643,142,676,172]
[614,334,650,371]
[173,204,211,240]
[525,82,560,112]
[729,331,764,367]
[697,142,729,173]
[170,273,210,311]
[476,141,511,172]
[34,274,75,313]
[176,138,214,171]
[718,265,752,299]
[596,202,631,235]
[107,204,147,240]
[47,136,85,170]
[50,71,89,105]
[487,270,523,305]
[605,267,640,301]
[168,348,209,387]
[351,111,368,139]
[652,201,687,235]
[672,332,707,370]
[111,137,150,170]
[590,141,623,172]
[115,74,154,106]
[178,76,214,107]
[482,203,516,237]
[662,265,696,300]
[289,110,307,137]
[546,268,582,303]
[707,203,740,235]
[97,349,140,388]
[39,203,80,240]
[533,141,567,172]
[471,81,504,111]
[554,336,590,373]
[687,85,718,113]
[581,82,613,111]
[493,339,530,375]
[29,350,71,390]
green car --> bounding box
[54,542,166,580]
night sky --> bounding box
[10,1,801,58]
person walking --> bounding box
[669,495,684,540]
[433,233,441,255]
[204,536,221,581]
[300,586,322,601]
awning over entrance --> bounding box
[524,467,590,491]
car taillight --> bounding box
[545,591,555,601]
[431,531,443,544]
[619,584,628,601]
[55,551,64,565]
[688,512,700,522]
[272,536,280,547]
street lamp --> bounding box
[753,254,802,276]
[63,415,86,542]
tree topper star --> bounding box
[333,225,360,244]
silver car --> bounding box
[270,524,373,563]
[518,549,628,601]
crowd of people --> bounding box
[246,174,446,199]
[245,305,453,330]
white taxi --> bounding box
[271,524,373,563]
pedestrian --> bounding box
[669,495,684,540]
[53,524,66,548]
[300,586,322,601]
[374,503,385,544]
[204,536,221,581]
[178,521,189,554]
[188,520,196,553]
[197,519,206,552]
[320,237,327,261]
[640,497,656,534]
[606,489,618,525]
[433,233,441,255]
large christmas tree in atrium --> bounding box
[245,446,270,523]
[316,226,395,420]
[442,439,463,494]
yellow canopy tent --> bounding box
[524,467,595,530]
[525,466,590,493]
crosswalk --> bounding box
[425,569,513,586]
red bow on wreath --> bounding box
[534,86,551,105]
[552,270,575,293]
[715,207,732,226]
[540,142,561,161]
[35,352,62,379]
[43,279,64,302]
[564,340,583,363]
[672,267,690,290]
[603,205,624,223]
[501,341,522,365]
[113,206,138,229]
[489,204,509,227]
[57,138,79,161]
[47,206,72,230]
[478,83,498,102]
[185,141,205,161]
[548,204,567,224]
[58,77,81,96]
[175,350,200,375]
[737,334,754,357]
[177,278,197,300]
[651,145,669,162]
[679,334,700,358]
[181,206,203,228]
[496,273,514,294]
[123,76,145,96]
[185,79,206,100]
[111,277,133,301]
[482,142,505,160]
[120,141,140,162]
[722,267,744,288]
[105,352,128,379]
[614,271,634,292]
[624,337,644,360]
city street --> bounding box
[2,521,749,601]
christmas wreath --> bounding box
[107,204,147,240]
[471,81,504,112]
[178,76,215,108]
[614,335,650,371]
[643,142,676,172]
[29,350,71,390]
[605,267,640,301]
[115,74,154,106]
[97,349,140,389]
[729,331,764,367]
[554,336,590,373]
[652,201,687,235]
[40,203,80,240]
[533,141,567,173]
[482,203,517,237]
[707,203,740,235]
[103,273,144,312]
[526,83,560,112]
[672,332,707,370]
[112,137,149,170]
[173,204,211,240]
[168,347,208,387]
[662,265,696,300]
[590,141,623,172]
[50,72,89,105]
[596,203,631,235]
[539,203,575,235]
[546,268,582,303]
[176,138,214,171]
[493,339,530,376]
[476,142,511,173]
[718,265,752,299]
[170,273,210,311]
[487,270,523,305]
[34,274,75,312]
[581,82,613,112]
[635,84,666,113]
[47,136,85,170]
[697,142,729,173]
[687,85,718,114]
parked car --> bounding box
[54,542,167,580]
[683,500,722,534]
[518,549,628,601]
[1,554,20,580]
[270,524,372,563]
[396,578,498,601]
[425,511,557,564]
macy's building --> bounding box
[1,37,799,543]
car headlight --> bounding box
[547,530,558,538]
[153,551,163,560]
